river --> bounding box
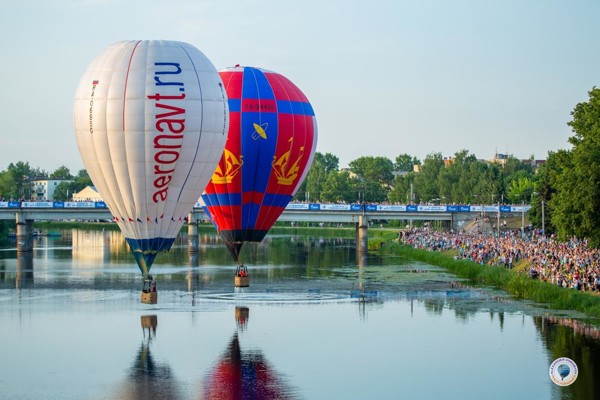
[0,228,599,399]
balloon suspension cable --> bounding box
[225,241,243,263]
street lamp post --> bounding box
[521,200,525,238]
[541,199,545,235]
[481,206,485,235]
[497,201,500,237]
[472,194,481,234]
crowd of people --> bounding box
[399,227,600,293]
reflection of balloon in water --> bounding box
[202,66,317,262]
[558,363,571,380]
[73,40,228,278]
[203,332,297,399]
[111,315,185,400]
[235,306,250,331]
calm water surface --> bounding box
[0,228,599,400]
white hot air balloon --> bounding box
[73,40,228,280]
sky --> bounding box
[1,0,599,174]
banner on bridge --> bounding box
[0,201,532,214]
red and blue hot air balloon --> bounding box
[202,66,317,264]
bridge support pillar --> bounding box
[16,252,34,289]
[188,212,198,253]
[356,215,368,253]
[187,252,199,292]
[16,212,34,253]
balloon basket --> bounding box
[234,276,250,287]
[141,315,158,328]
[141,290,158,304]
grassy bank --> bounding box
[384,241,600,319]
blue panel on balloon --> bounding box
[263,193,293,208]
[126,237,175,253]
[239,68,278,196]
[241,203,260,229]
[242,67,275,99]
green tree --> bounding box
[50,165,73,179]
[348,156,394,203]
[529,153,559,234]
[4,162,47,199]
[7,162,46,180]
[0,170,18,200]
[506,172,534,204]
[389,172,415,204]
[394,153,419,172]
[316,152,339,174]
[349,156,394,184]
[500,155,535,204]
[436,150,475,203]
[321,170,355,203]
[53,169,93,201]
[453,151,482,203]
[550,87,600,244]
[413,153,444,203]
[304,157,326,202]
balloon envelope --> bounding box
[202,66,317,261]
[73,40,228,276]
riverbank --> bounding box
[382,240,600,319]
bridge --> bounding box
[1,201,530,254]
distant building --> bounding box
[490,152,510,166]
[409,152,546,174]
[521,158,546,169]
[30,178,72,201]
[490,152,546,170]
[73,185,103,201]
[340,168,357,179]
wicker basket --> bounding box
[141,290,158,304]
[234,276,250,287]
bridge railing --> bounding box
[0,201,531,213]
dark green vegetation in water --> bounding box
[384,240,600,320]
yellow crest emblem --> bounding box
[273,138,304,185]
[212,149,243,184]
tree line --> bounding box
[2,88,600,244]
[0,163,92,202]
[298,150,536,206]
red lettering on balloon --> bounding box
[149,62,186,203]
[154,134,183,149]
[153,187,168,203]
[154,175,172,188]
